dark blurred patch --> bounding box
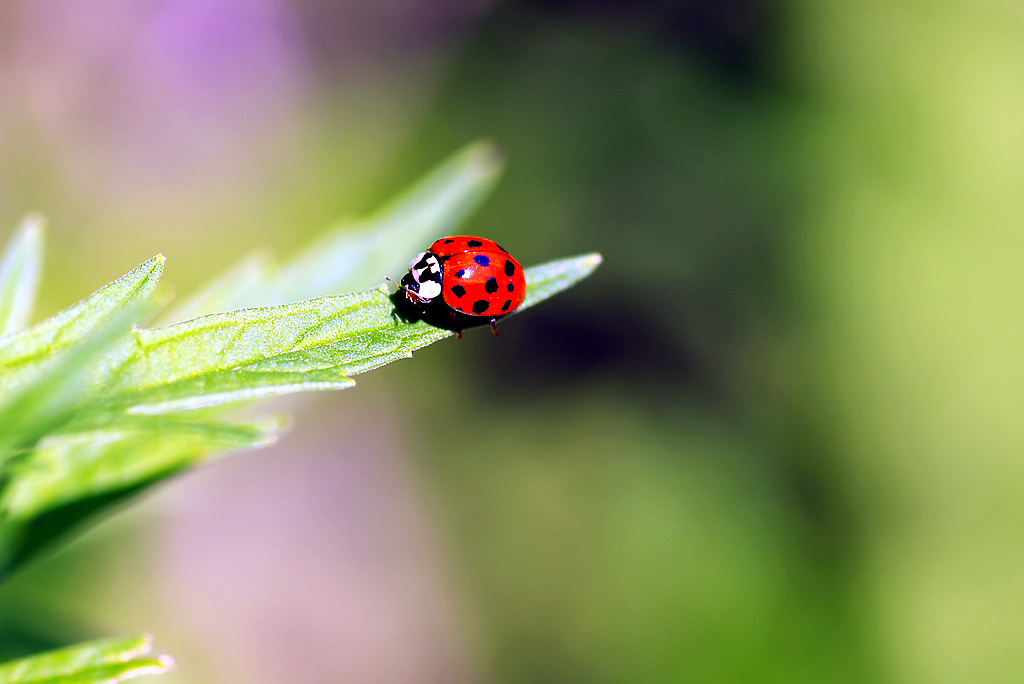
[300,0,494,67]
[0,466,186,581]
[514,0,780,83]
[392,0,791,422]
[0,624,63,663]
[484,289,711,399]
[0,607,93,663]
[776,407,862,570]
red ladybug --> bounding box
[391,236,527,337]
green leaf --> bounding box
[275,141,504,301]
[111,289,447,411]
[93,252,602,415]
[4,415,279,522]
[0,415,280,575]
[0,303,145,464]
[518,252,603,313]
[0,256,164,461]
[0,215,45,337]
[0,255,164,372]
[0,635,172,684]
[164,141,503,322]
[117,368,355,415]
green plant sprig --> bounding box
[0,142,600,683]
[0,635,172,684]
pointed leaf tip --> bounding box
[462,139,504,176]
[0,634,173,684]
[518,251,603,312]
[0,214,47,336]
[18,213,46,237]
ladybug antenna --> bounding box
[388,276,429,305]
[386,276,412,300]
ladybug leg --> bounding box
[455,330,463,339]
[387,276,432,305]
[490,320,499,336]
[405,290,428,305]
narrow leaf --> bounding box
[0,257,163,455]
[0,303,144,464]
[3,416,280,523]
[86,252,602,415]
[0,635,172,684]
[276,141,504,301]
[519,252,603,312]
[0,215,45,336]
[0,416,280,574]
[164,141,503,322]
[123,368,355,415]
[112,290,450,409]
[0,255,164,371]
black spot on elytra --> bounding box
[502,299,512,311]
[467,239,483,247]
[474,255,490,267]
[472,299,489,314]
[484,277,499,293]
[443,238,454,243]
[450,285,466,298]
[454,269,466,278]
[504,260,515,276]
[507,283,515,292]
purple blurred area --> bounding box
[156,396,477,684]
[5,0,306,192]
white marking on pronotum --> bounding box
[417,280,441,299]
[407,252,442,300]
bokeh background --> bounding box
[2,1,1024,682]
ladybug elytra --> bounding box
[391,236,527,337]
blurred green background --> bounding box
[2,0,1024,682]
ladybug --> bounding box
[391,236,527,337]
